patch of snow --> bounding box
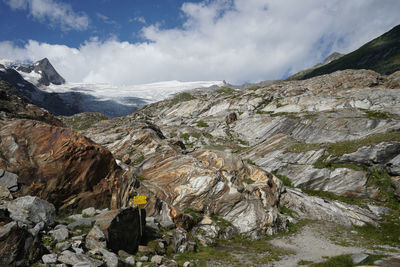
[19,71,42,85]
[17,83,25,87]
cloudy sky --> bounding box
[0,0,399,85]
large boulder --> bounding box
[93,207,145,254]
[6,196,55,227]
[0,119,131,213]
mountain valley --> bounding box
[1,25,400,267]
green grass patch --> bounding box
[243,178,255,184]
[286,130,400,156]
[363,109,396,119]
[310,254,353,267]
[272,172,293,187]
[215,86,235,95]
[60,112,109,131]
[169,92,196,106]
[180,133,190,141]
[196,120,209,127]
[184,208,203,225]
[136,176,147,181]
[210,215,233,231]
[279,205,295,217]
[133,154,145,164]
[247,85,261,91]
[301,188,365,206]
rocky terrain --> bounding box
[1,26,400,266]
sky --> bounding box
[0,0,400,85]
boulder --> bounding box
[7,196,55,227]
[351,253,369,265]
[0,169,19,192]
[280,188,380,227]
[93,207,145,254]
[52,227,69,242]
[58,250,103,267]
[0,221,47,266]
[42,253,58,264]
[0,119,128,213]
[392,176,400,199]
[82,207,97,217]
[86,225,106,251]
[98,248,129,267]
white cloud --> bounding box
[96,12,118,27]
[130,16,146,24]
[1,0,400,84]
[3,0,89,30]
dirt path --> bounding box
[268,221,399,267]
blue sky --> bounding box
[0,0,203,46]
[1,0,400,85]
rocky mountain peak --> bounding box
[33,57,65,86]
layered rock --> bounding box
[83,118,287,236]
[0,119,131,212]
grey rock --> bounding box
[56,264,67,267]
[55,241,71,251]
[58,250,103,267]
[151,255,163,264]
[125,256,135,265]
[280,188,379,227]
[54,224,69,230]
[159,220,176,229]
[29,221,45,237]
[42,253,58,264]
[69,214,84,221]
[7,196,55,227]
[339,142,400,166]
[351,253,369,265]
[68,218,95,230]
[183,262,193,267]
[82,207,97,217]
[118,250,132,259]
[392,176,400,199]
[136,262,143,267]
[0,169,19,192]
[98,248,122,267]
[139,256,149,262]
[72,247,84,254]
[72,263,92,267]
[368,205,392,216]
[86,225,106,250]
[52,227,69,242]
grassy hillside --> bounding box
[290,24,400,80]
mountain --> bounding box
[0,58,224,117]
[289,24,400,80]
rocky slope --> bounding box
[1,61,400,265]
[290,24,400,80]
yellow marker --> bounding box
[133,196,147,205]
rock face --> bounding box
[0,79,63,126]
[0,119,130,212]
[83,118,287,236]
[280,188,379,226]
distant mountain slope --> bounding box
[289,24,400,80]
